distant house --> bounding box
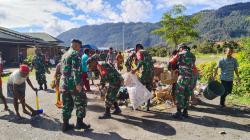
[0,27,48,66]
[23,32,64,58]
[0,27,64,66]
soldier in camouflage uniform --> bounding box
[125,52,135,72]
[32,48,50,90]
[97,63,124,119]
[170,43,196,119]
[132,44,154,111]
[60,39,90,132]
[87,50,101,80]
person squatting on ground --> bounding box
[169,43,196,119]
[32,48,50,90]
[0,52,8,111]
[7,65,39,118]
[60,39,90,132]
[132,44,154,111]
[97,63,124,119]
[213,47,240,108]
[81,48,91,92]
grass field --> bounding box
[153,53,223,64]
[228,95,250,106]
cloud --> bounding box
[43,19,80,36]
[67,0,153,24]
[68,0,153,23]
[71,15,88,21]
[0,0,78,36]
[63,0,106,13]
[1,0,248,35]
[156,0,250,9]
[64,0,122,23]
[120,0,153,22]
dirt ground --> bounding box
[0,70,249,140]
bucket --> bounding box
[203,81,225,100]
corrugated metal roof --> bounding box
[0,26,48,45]
[24,32,63,43]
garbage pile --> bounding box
[152,64,207,108]
[152,64,177,107]
[152,83,173,106]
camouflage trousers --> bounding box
[62,91,87,119]
[105,85,121,108]
[35,71,46,85]
[175,76,193,109]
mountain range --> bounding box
[57,2,250,49]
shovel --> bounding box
[35,90,43,114]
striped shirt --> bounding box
[217,57,238,81]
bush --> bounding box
[233,63,250,97]
[197,61,218,83]
[196,41,217,54]
[23,55,34,66]
[196,40,241,54]
[232,52,250,97]
[222,41,241,52]
[146,46,169,57]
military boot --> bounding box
[146,99,150,111]
[112,102,121,115]
[44,83,48,90]
[182,108,189,118]
[172,108,183,120]
[39,84,43,90]
[99,107,111,119]
[75,117,91,130]
[62,119,74,132]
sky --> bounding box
[0,0,249,36]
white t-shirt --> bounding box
[8,70,28,85]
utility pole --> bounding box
[122,24,125,52]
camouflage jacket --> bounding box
[177,50,196,78]
[136,50,154,84]
[87,54,100,71]
[125,55,134,72]
[32,54,47,73]
[100,63,123,86]
[60,50,82,92]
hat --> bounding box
[20,64,30,73]
[178,43,190,51]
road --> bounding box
[0,70,249,140]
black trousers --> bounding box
[220,80,233,106]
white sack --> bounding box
[123,73,152,110]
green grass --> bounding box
[227,95,250,107]
[153,53,223,64]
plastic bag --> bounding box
[123,73,152,109]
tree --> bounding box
[152,5,199,47]
[223,41,241,52]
